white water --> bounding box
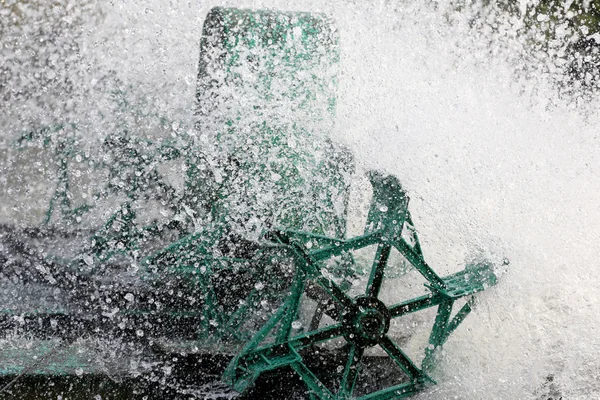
[3,0,600,398]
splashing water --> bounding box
[2,1,600,399]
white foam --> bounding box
[3,1,600,397]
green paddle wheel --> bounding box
[224,171,498,399]
[0,6,501,400]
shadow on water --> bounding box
[0,353,233,400]
[0,352,406,399]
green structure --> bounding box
[0,7,500,399]
[223,171,497,399]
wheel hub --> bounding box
[343,297,391,347]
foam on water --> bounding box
[3,0,600,398]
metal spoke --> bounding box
[339,343,364,398]
[314,275,357,312]
[287,240,358,313]
[291,361,336,400]
[366,244,391,298]
[379,335,423,381]
[290,324,345,349]
[309,303,326,332]
[404,212,423,257]
[305,282,343,325]
[393,239,446,290]
[388,294,445,318]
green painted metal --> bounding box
[3,4,351,356]
[0,6,501,400]
[194,6,351,239]
[223,171,497,399]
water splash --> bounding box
[2,0,600,398]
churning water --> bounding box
[2,0,600,399]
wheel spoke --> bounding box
[290,324,345,349]
[309,303,326,331]
[287,240,358,313]
[379,335,423,381]
[339,343,364,397]
[388,294,445,318]
[305,282,343,325]
[291,361,336,400]
[366,244,391,298]
[312,275,358,313]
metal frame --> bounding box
[225,172,497,399]
[1,8,500,399]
